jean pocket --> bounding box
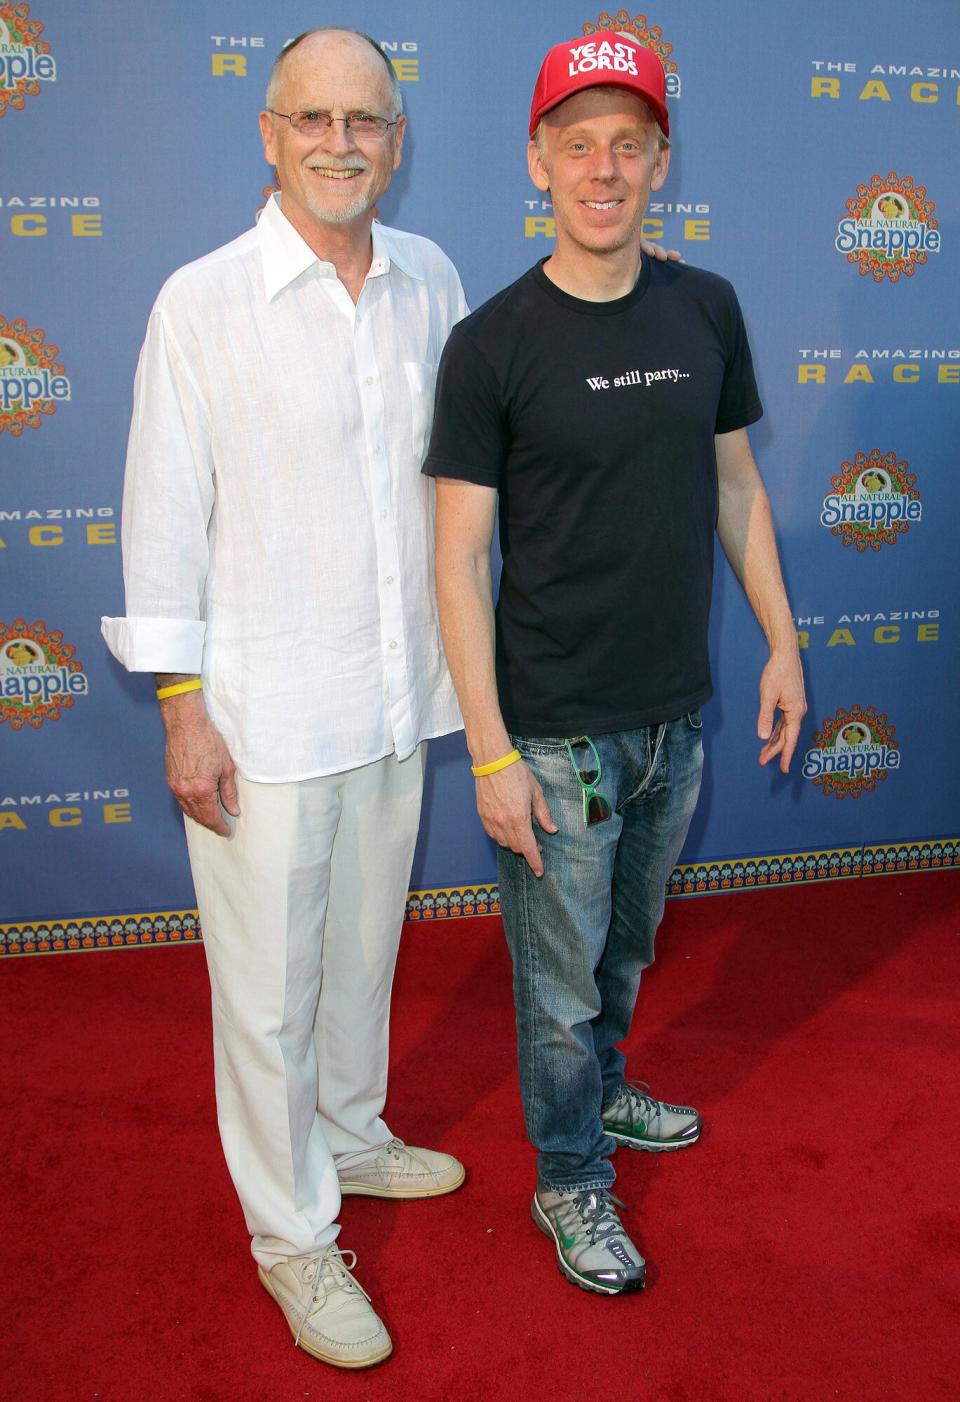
[685,710,703,732]
[511,735,568,758]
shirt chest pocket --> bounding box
[403,361,437,465]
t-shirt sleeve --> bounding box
[422,327,505,487]
[714,282,763,435]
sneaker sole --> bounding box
[258,1266,393,1369]
[530,1196,646,1296]
[604,1122,702,1153]
[338,1163,466,1199]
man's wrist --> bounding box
[471,749,521,777]
[768,630,801,658]
[466,725,514,770]
[155,673,205,715]
[156,677,203,700]
[763,606,801,656]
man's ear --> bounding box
[651,142,671,192]
[527,138,551,194]
[259,109,278,166]
[391,114,407,172]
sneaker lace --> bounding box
[382,1137,432,1173]
[572,1187,630,1247]
[294,1246,370,1347]
[616,1079,661,1131]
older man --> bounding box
[102,28,466,1369]
[427,33,806,1296]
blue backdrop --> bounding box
[2,1,957,952]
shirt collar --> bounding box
[258,193,424,300]
[370,220,424,282]
[258,194,318,300]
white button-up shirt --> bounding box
[101,194,467,781]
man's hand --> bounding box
[640,238,683,263]
[476,760,557,877]
[160,691,240,835]
[757,649,807,773]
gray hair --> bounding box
[265,27,403,117]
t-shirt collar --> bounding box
[531,254,651,314]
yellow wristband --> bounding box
[471,748,521,778]
[155,678,203,700]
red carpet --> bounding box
[3,872,959,1401]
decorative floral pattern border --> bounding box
[2,840,955,957]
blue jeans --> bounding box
[498,715,704,1192]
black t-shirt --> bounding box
[424,257,762,737]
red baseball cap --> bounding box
[529,32,669,137]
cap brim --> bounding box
[531,80,669,137]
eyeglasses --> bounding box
[268,108,400,139]
[564,736,613,827]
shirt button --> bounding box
[380,509,388,519]
[365,375,374,386]
[384,575,394,585]
[389,640,398,650]
[373,445,381,455]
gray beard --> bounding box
[305,188,376,226]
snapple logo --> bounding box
[0,316,71,435]
[0,619,89,730]
[0,5,56,117]
[835,173,940,283]
[802,705,900,798]
[581,13,681,98]
[820,449,921,551]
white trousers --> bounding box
[184,748,425,1269]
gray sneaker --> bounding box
[602,1080,702,1152]
[258,1244,392,1369]
[532,1186,646,1295]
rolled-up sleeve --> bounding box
[101,303,214,673]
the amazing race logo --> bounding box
[835,173,940,282]
[582,10,680,97]
[0,619,88,730]
[821,449,921,552]
[0,4,55,116]
[803,705,900,799]
[0,316,70,434]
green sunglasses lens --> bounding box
[569,739,599,784]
